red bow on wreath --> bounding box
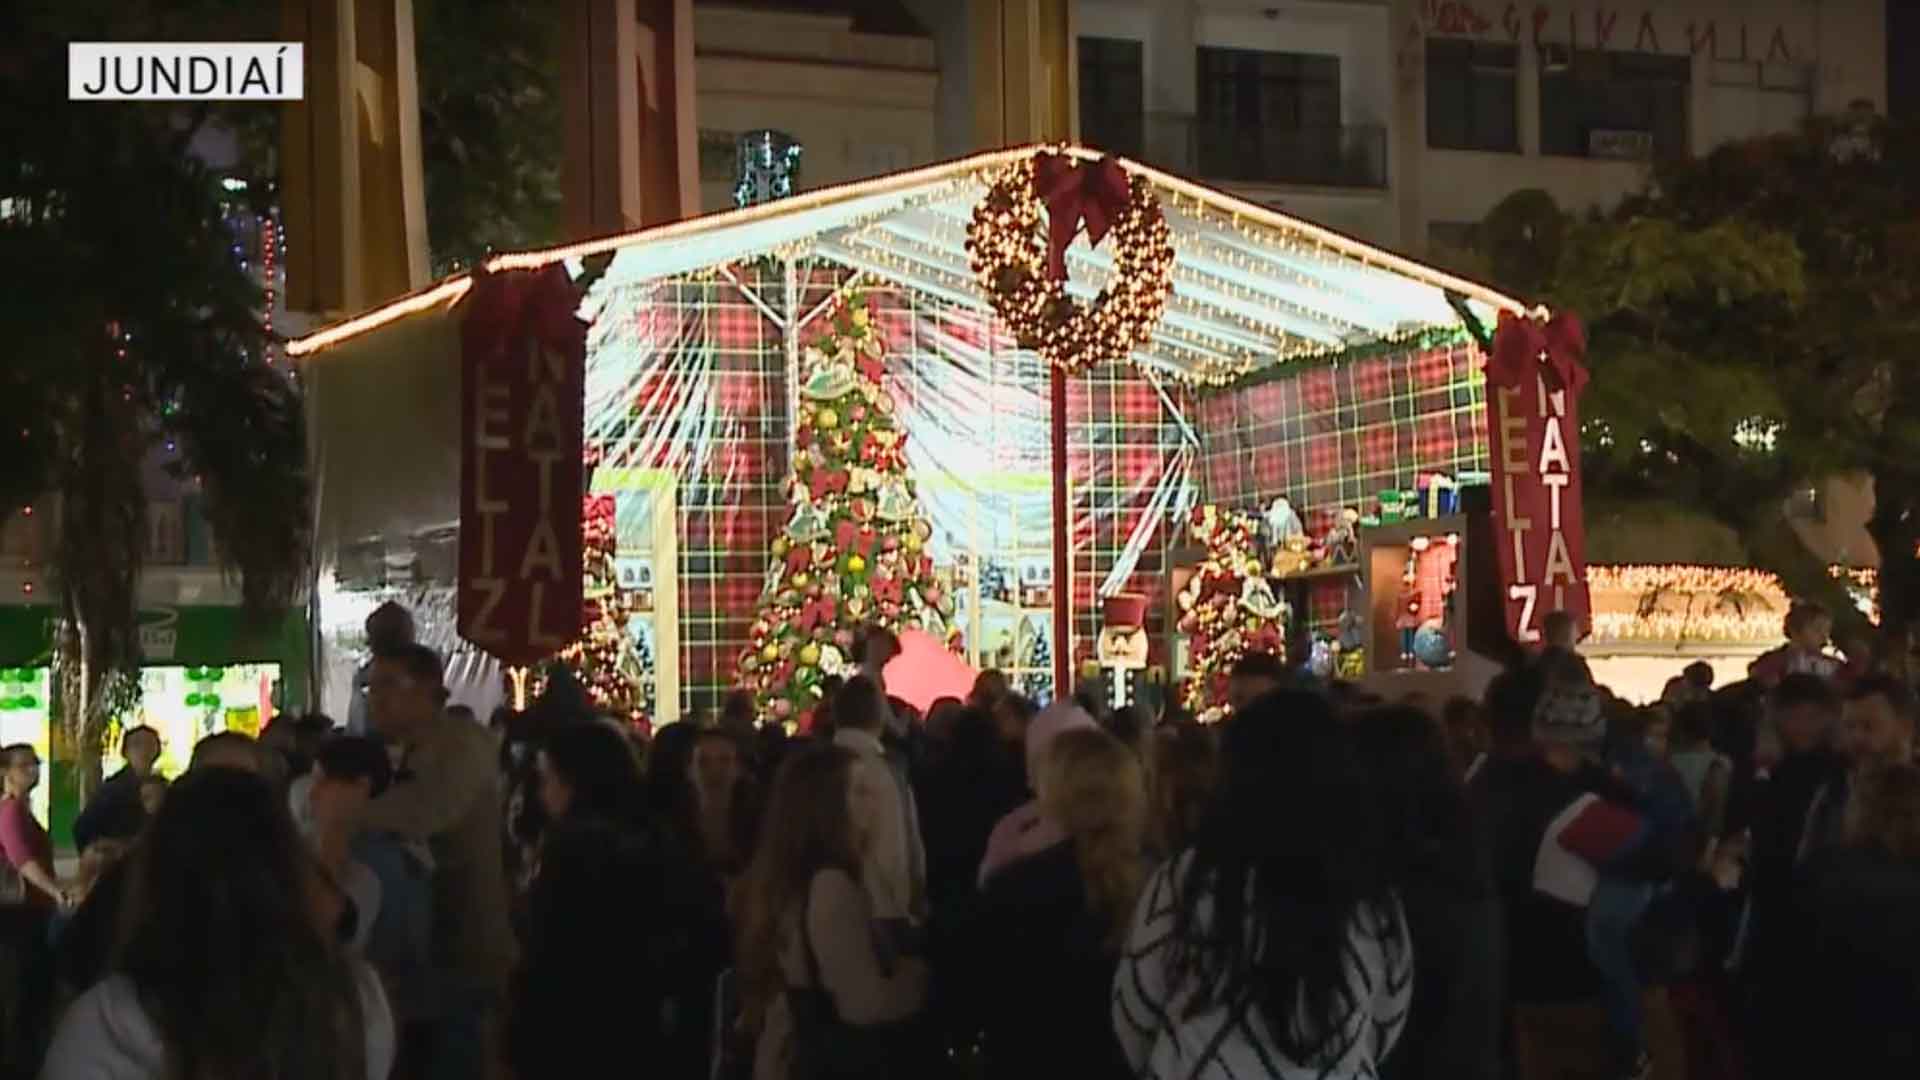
[1487,311,1588,396]
[1033,152,1132,282]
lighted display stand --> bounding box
[1355,485,1513,699]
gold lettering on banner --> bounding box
[469,577,506,642]
[519,519,563,580]
[1539,415,1571,474]
[1498,387,1528,473]
[527,581,562,649]
[1544,529,1577,585]
[475,379,511,450]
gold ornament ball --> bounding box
[760,643,779,662]
[1244,617,1261,633]
[816,408,839,430]
[798,642,821,666]
[792,571,811,588]
[847,554,867,574]
[903,532,923,553]
[771,536,790,557]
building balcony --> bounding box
[1143,112,1388,190]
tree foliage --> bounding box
[415,0,564,274]
[2,0,309,785]
[1493,116,1920,652]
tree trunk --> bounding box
[53,366,147,801]
[1866,471,1920,679]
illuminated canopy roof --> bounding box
[290,145,1533,385]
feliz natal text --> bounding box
[466,342,574,652]
[1496,373,1579,644]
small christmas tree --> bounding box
[739,292,956,727]
[539,493,649,725]
[1176,505,1288,722]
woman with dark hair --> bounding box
[689,727,760,879]
[736,744,928,1080]
[510,719,664,1077]
[1113,690,1410,1079]
[1350,706,1502,1080]
[42,767,393,1079]
[1149,722,1217,859]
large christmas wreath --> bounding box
[965,150,1173,374]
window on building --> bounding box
[1078,37,1144,159]
[1196,46,1340,132]
[1426,39,1518,152]
[1539,49,1690,159]
[1193,47,1378,185]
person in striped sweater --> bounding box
[1112,689,1411,1080]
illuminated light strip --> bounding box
[286,277,474,357]
[1110,151,1537,319]
[289,143,1535,359]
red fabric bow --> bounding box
[808,467,850,501]
[857,354,887,386]
[785,546,812,574]
[462,263,585,364]
[797,596,837,633]
[870,574,903,605]
[1487,311,1589,396]
[1032,152,1132,282]
[834,521,878,558]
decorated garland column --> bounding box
[1176,505,1289,723]
[738,293,956,728]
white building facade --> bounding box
[1064,0,1887,252]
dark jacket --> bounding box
[1386,836,1505,1080]
[70,769,145,854]
[916,747,1026,921]
[1786,847,1920,1073]
[951,840,1131,1080]
[1483,757,1659,1004]
[509,815,668,1077]
[1741,749,1845,981]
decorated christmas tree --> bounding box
[739,292,956,728]
[537,493,649,726]
[1176,505,1288,722]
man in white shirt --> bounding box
[831,674,926,928]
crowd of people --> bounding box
[0,597,1916,1079]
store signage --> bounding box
[1413,2,1801,62]
[1485,312,1591,646]
[138,607,180,662]
[458,265,587,666]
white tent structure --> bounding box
[291,145,1533,719]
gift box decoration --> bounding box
[1418,473,1460,518]
[1377,489,1407,523]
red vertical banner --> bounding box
[1484,311,1591,647]
[458,265,588,666]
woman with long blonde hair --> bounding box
[954,726,1148,1080]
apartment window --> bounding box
[1196,46,1340,131]
[1426,39,1518,152]
[1078,37,1144,158]
[1540,50,1690,159]
[1192,47,1381,186]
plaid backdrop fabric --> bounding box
[1194,342,1489,635]
[1066,365,1192,669]
[595,262,1194,712]
[1196,343,1488,528]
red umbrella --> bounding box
[882,628,978,715]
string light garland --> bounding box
[965,151,1173,375]
[1585,564,1788,644]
